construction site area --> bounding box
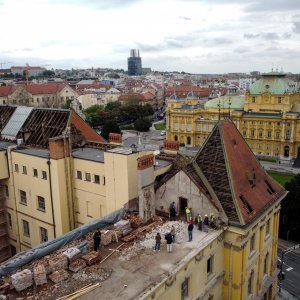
[0,210,222,300]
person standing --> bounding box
[188,221,194,242]
[210,213,216,228]
[93,230,101,251]
[204,214,209,233]
[196,213,202,231]
[154,232,161,252]
[185,207,191,223]
[169,202,176,221]
[165,232,173,253]
[170,226,176,242]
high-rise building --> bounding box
[128,49,142,76]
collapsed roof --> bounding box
[0,105,105,148]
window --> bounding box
[85,172,91,182]
[275,131,280,139]
[33,168,38,177]
[286,130,290,140]
[259,131,263,138]
[22,220,30,237]
[37,196,46,212]
[5,185,9,197]
[42,171,47,180]
[181,277,189,300]
[20,190,27,205]
[251,130,255,137]
[77,170,82,180]
[94,175,100,184]
[7,213,12,227]
[15,164,19,172]
[242,130,247,137]
[22,166,27,174]
[103,176,106,185]
[250,234,255,252]
[40,227,48,243]
[267,131,271,138]
[248,271,254,295]
[252,96,256,103]
[207,256,214,276]
[266,219,270,235]
[277,97,282,104]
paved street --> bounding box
[278,239,300,298]
[260,161,300,175]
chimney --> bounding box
[137,154,155,223]
[49,137,70,160]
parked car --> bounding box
[160,130,166,136]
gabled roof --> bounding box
[193,120,286,225]
[0,83,73,97]
[0,105,105,148]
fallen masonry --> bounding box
[0,213,221,299]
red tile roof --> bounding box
[165,86,213,98]
[0,83,74,97]
[221,120,285,224]
[193,120,286,225]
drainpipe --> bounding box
[47,158,56,238]
[7,146,21,249]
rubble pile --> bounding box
[140,221,187,249]
[48,255,68,272]
[63,247,82,263]
[101,230,113,246]
[82,251,101,266]
[114,219,132,236]
[33,264,47,286]
[129,215,143,228]
[11,269,33,292]
[69,258,86,273]
[49,269,69,283]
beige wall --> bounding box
[155,170,218,217]
[73,158,106,226]
[142,232,224,300]
[0,151,8,179]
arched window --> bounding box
[174,135,178,141]
[187,136,191,145]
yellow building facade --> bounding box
[166,72,300,161]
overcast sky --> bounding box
[1,0,300,73]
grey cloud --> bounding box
[293,22,300,33]
[244,0,300,12]
[179,16,191,21]
[244,32,291,40]
[51,0,141,9]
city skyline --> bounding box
[0,0,300,73]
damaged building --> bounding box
[0,105,286,299]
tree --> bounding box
[134,117,151,132]
[42,70,55,77]
[279,174,300,241]
[101,120,121,140]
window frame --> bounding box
[20,190,27,205]
[76,170,82,180]
[22,165,27,175]
[22,219,30,237]
[37,196,46,212]
[40,227,48,243]
[94,174,100,184]
[85,172,91,182]
[42,170,47,180]
[33,168,38,177]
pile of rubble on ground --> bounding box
[0,214,162,299]
[119,221,188,261]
